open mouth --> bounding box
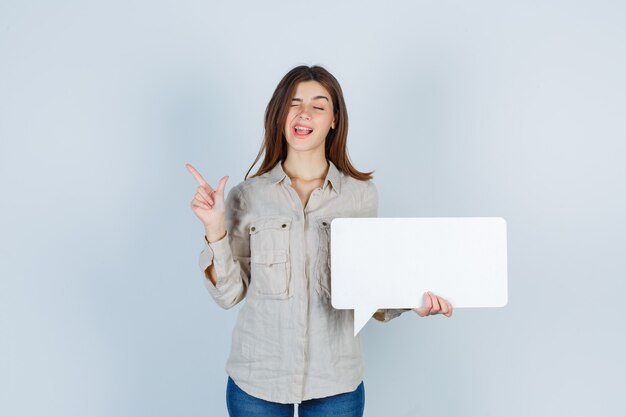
[294,125,313,138]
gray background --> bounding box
[1,1,625,416]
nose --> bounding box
[298,109,311,120]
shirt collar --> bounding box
[269,159,342,194]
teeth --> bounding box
[295,126,312,131]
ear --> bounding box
[331,117,336,129]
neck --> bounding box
[282,152,329,182]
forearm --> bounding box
[373,308,412,322]
[204,230,226,287]
[373,310,386,321]
[204,262,218,287]
[199,231,250,309]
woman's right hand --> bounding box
[186,163,229,242]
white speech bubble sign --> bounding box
[330,217,508,336]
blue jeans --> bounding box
[226,376,365,417]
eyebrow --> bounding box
[291,96,330,102]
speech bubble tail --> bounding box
[353,307,377,336]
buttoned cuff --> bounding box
[198,231,231,288]
[207,230,231,260]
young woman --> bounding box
[187,65,453,417]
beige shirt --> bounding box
[198,160,409,404]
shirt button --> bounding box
[282,224,287,228]
[251,226,256,232]
[322,221,328,226]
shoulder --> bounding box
[342,175,377,216]
[337,171,377,206]
[360,179,378,209]
[362,178,377,194]
[226,171,275,202]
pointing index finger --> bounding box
[186,163,210,187]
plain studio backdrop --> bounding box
[1,1,625,416]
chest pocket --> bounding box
[249,216,293,299]
[315,216,333,301]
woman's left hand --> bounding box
[413,291,453,318]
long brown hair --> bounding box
[244,65,374,181]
